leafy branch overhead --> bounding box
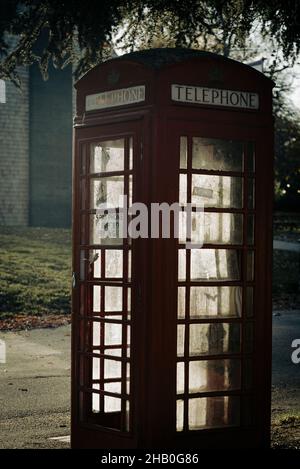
[1,0,300,85]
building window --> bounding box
[0,80,6,103]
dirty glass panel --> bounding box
[93,286,101,313]
[177,286,186,318]
[177,362,185,394]
[247,251,254,281]
[188,396,240,430]
[248,178,255,209]
[104,323,122,346]
[192,175,243,208]
[105,286,123,312]
[180,136,188,169]
[189,286,242,318]
[177,325,185,357]
[178,249,186,281]
[105,249,123,278]
[176,399,184,432]
[179,174,187,205]
[90,213,123,245]
[90,139,124,173]
[247,215,255,245]
[247,142,255,172]
[189,359,241,393]
[189,323,240,356]
[190,249,241,281]
[90,176,124,209]
[192,138,244,172]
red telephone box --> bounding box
[72,48,274,448]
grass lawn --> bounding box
[0,227,71,319]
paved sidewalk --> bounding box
[0,326,71,448]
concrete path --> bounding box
[0,311,299,448]
[0,326,71,448]
[273,240,300,252]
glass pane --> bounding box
[93,321,100,347]
[180,136,187,169]
[90,213,123,245]
[192,138,243,172]
[104,359,122,379]
[179,174,187,205]
[189,359,241,393]
[247,251,254,281]
[90,139,124,173]
[247,142,255,172]
[177,362,185,394]
[192,175,243,208]
[178,249,186,281]
[190,286,242,318]
[93,286,101,313]
[189,323,240,356]
[188,396,240,430]
[177,325,185,357]
[177,287,186,318]
[91,176,124,209]
[203,212,243,245]
[105,250,123,278]
[129,137,133,170]
[104,323,122,346]
[104,396,121,413]
[176,400,184,432]
[248,178,255,209]
[247,215,254,245]
[190,249,241,281]
[105,286,123,312]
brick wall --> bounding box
[0,38,29,225]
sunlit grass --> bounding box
[0,227,71,318]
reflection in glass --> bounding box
[188,396,240,430]
[189,323,240,356]
[189,359,241,393]
[90,139,124,173]
[190,249,241,281]
[192,138,243,172]
[192,175,243,208]
[190,286,242,318]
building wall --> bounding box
[0,63,29,226]
[29,63,73,227]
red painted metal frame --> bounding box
[72,51,274,448]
